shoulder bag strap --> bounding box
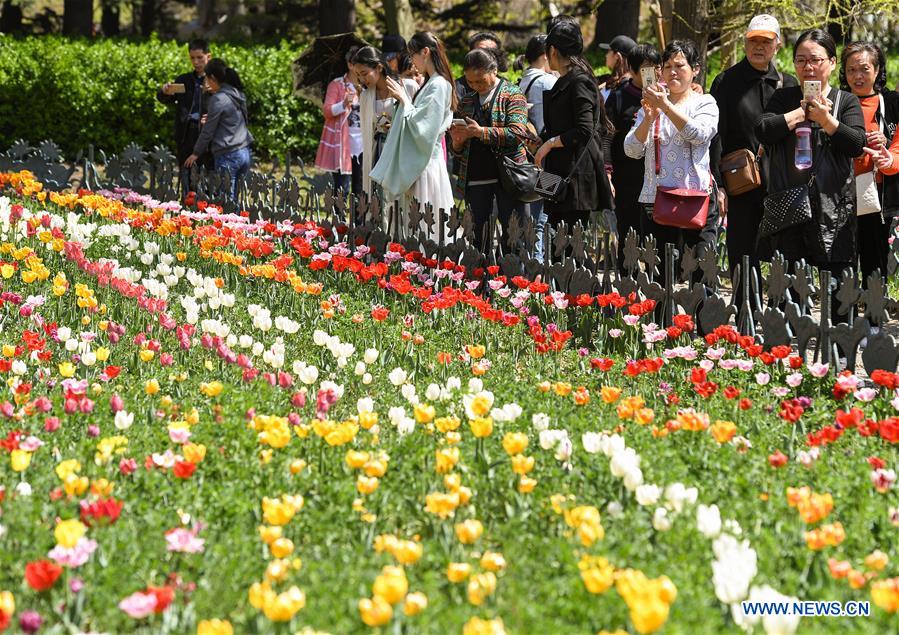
[523,73,542,101]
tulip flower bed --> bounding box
[0,171,898,635]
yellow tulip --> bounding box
[447,562,472,583]
[0,590,14,617]
[359,595,392,626]
[270,538,294,559]
[403,591,428,616]
[55,519,87,548]
[372,565,408,604]
[502,432,528,455]
[469,416,493,438]
[10,449,31,472]
[197,619,233,635]
[454,519,483,544]
[58,361,75,378]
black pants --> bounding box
[857,212,890,287]
[725,187,766,307]
[465,182,526,254]
[177,123,213,196]
[614,199,645,272]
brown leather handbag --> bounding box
[720,148,762,195]
[651,118,710,230]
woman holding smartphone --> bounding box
[755,29,865,305]
[370,32,457,238]
[351,46,418,201]
[623,39,720,283]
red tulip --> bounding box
[768,450,788,468]
[24,559,62,591]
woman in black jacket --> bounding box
[840,41,899,286]
[534,19,614,230]
[755,30,866,291]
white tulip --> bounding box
[636,484,662,506]
[425,383,441,401]
[313,330,329,346]
[362,373,373,385]
[388,367,407,386]
[697,504,722,539]
[357,398,374,414]
[531,412,550,432]
[363,348,379,364]
[299,366,319,385]
[81,351,96,367]
[582,432,602,454]
[653,507,672,531]
[467,377,483,393]
[397,417,416,435]
[354,361,367,376]
[114,410,134,430]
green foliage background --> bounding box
[0,35,322,162]
[5,35,899,163]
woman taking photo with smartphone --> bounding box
[370,32,457,239]
[623,39,720,282]
[756,29,865,313]
[351,46,418,202]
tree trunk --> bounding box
[319,0,354,36]
[826,1,847,45]
[0,0,24,32]
[671,0,709,84]
[383,0,414,39]
[197,0,216,29]
[63,0,94,36]
[101,0,120,35]
[590,0,639,50]
[140,0,155,36]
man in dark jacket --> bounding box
[606,43,661,270]
[157,39,214,195]
[710,15,798,304]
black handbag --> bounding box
[496,153,542,202]
[534,115,602,203]
[477,78,542,203]
[758,180,814,238]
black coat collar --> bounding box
[736,57,781,84]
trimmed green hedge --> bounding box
[0,35,322,161]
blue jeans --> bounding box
[215,146,251,200]
[529,199,548,261]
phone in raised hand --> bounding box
[640,66,658,90]
[802,80,822,103]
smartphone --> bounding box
[802,80,822,102]
[452,118,467,126]
[640,66,657,90]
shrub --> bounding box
[0,35,322,161]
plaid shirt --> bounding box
[451,78,529,199]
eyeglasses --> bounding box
[794,57,829,67]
